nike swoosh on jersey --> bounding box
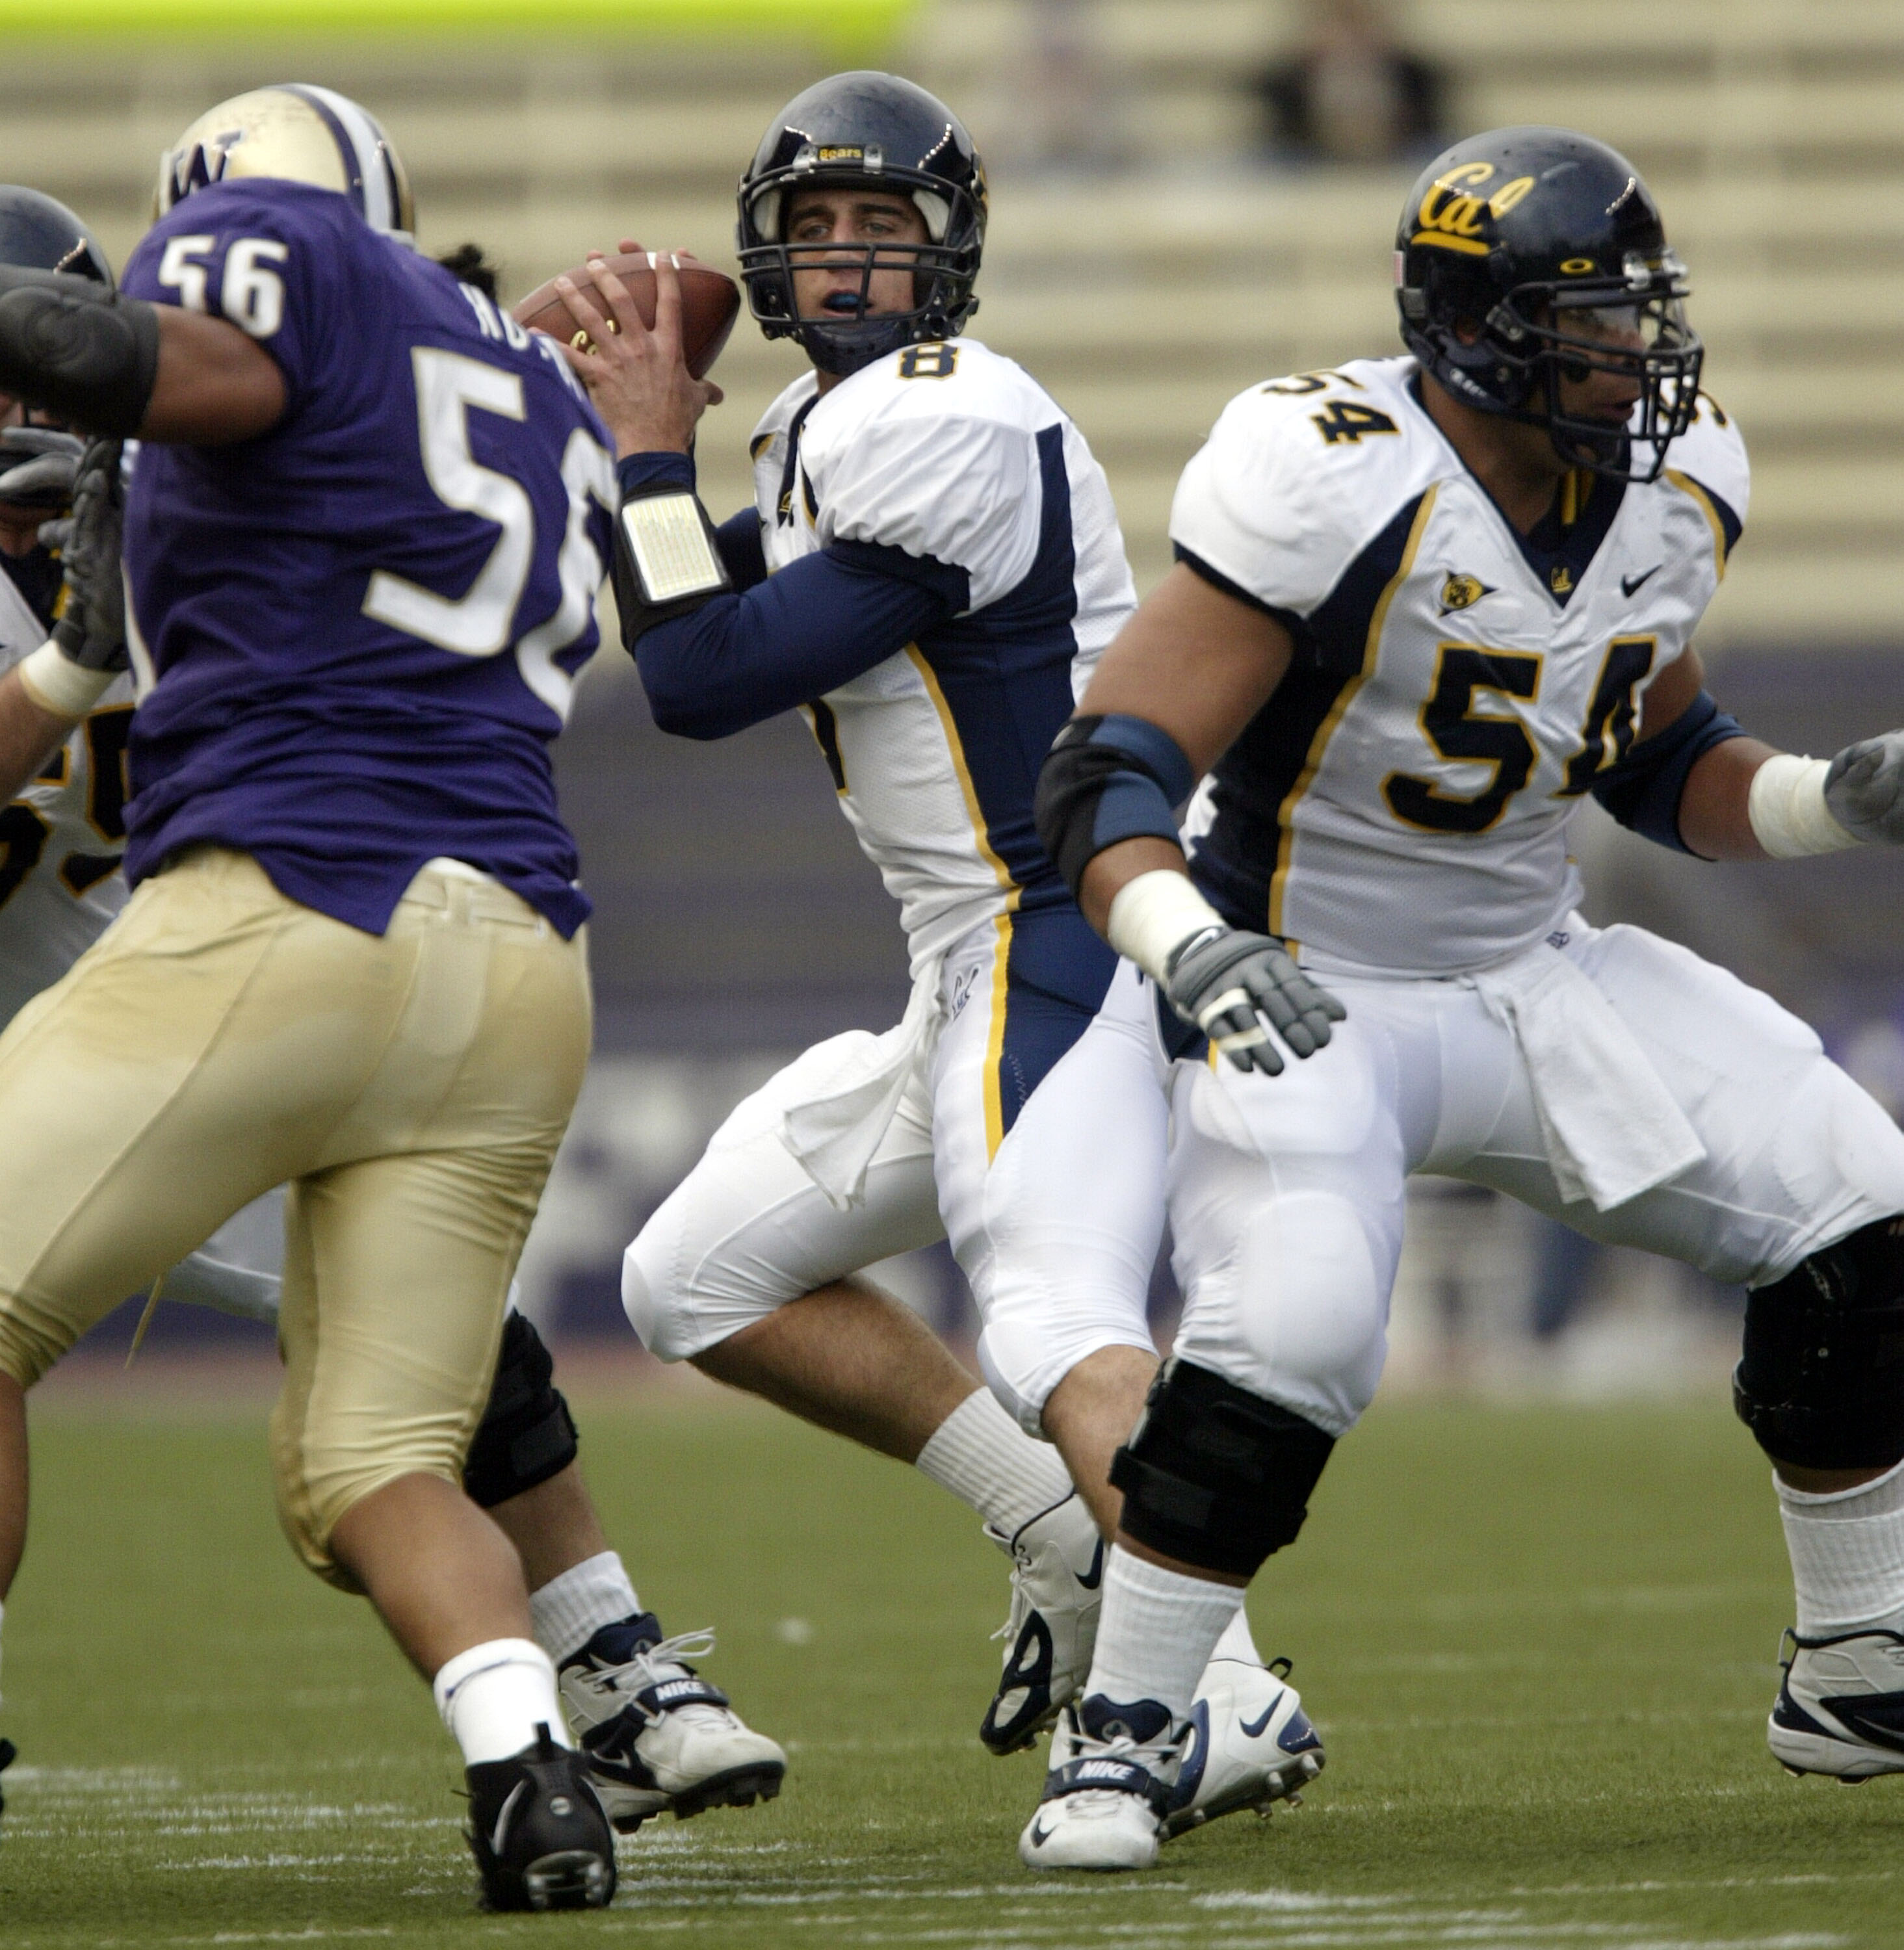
[1621,566,1662,597]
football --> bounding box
[512,249,742,379]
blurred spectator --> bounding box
[1003,0,1127,174]
[1257,0,1446,166]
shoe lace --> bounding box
[1064,1719,1178,1812]
[590,1628,734,1732]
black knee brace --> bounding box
[1109,1358,1336,1579]
[1734,1215,1904,1471]
[463,1312,580,1508]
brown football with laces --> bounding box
[512,250,741,379]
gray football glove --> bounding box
[44,436,125,673]
[0,424,83,508]
[1163,926,1347,1076]
[1824,732,1904,847]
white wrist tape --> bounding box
[16,640,112,719]
[1747,753,1858,859]
[1106,868,1228,984]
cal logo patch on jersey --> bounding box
[1438,573,1493,614]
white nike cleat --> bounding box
[1017,1695,1179,1872]
[558,1613,787,1832]
[1166,1654,1325,1836]
[981,1492,1104,1755]
[1769,1627,1904,1780]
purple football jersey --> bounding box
[121,180,617,937]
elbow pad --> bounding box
[1034,712,1196,898]
[612,482,734,652]
[0,267,160,437]
[1591,690,1745,854]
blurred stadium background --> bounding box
[9,0,1901,1381]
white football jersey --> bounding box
[749,337,1136,973]
[0,569,132,1024]
[1171,354,1748,976]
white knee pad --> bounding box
[1173,1189,1389,1439]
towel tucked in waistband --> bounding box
[1470,940,1706,1212]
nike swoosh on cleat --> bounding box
[489,1779,528,1855]
[1621,566,1662,597]
[1028,1817,1058,1848]
[1239,1700,1280,1739]
[1078,1539,1106,1592]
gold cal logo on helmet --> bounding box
[1413,162,1537,257]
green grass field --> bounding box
[1,1375,1896,1948]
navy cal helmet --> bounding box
[1396,126,1703,482]
[0,185,112,285]
[737,70,987,377]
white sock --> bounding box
[434,1638,571,1767]
[1085,1545,1244,1724]
[915,1388,1075,1539]
[1210,1605,1262,1667]
[528,1551,642,1667]
[1779,1457,1904,1637]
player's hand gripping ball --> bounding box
[517,246,737,458]
[514,248,740,380]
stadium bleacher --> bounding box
[5,0,1901,636]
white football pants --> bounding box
[623,917,1165,1432]
[1158,918,1904,1436]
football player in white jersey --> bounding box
[556,71,1328,1832]
[1024,125,1904,1868]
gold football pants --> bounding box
[0,848,590,1583]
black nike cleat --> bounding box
[465,1723,616,1912]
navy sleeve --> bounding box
[716,510,767,592]
[635,540,963,740]
[1591,689,1747,855]
[612,449,766,591]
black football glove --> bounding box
[0,424,83,508]
[44,436,125,673]
[1163,926,1346,1076]
[1823,731,1904,847]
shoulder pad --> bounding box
[1170,364,1441,619]
[1663,391,1749,528]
